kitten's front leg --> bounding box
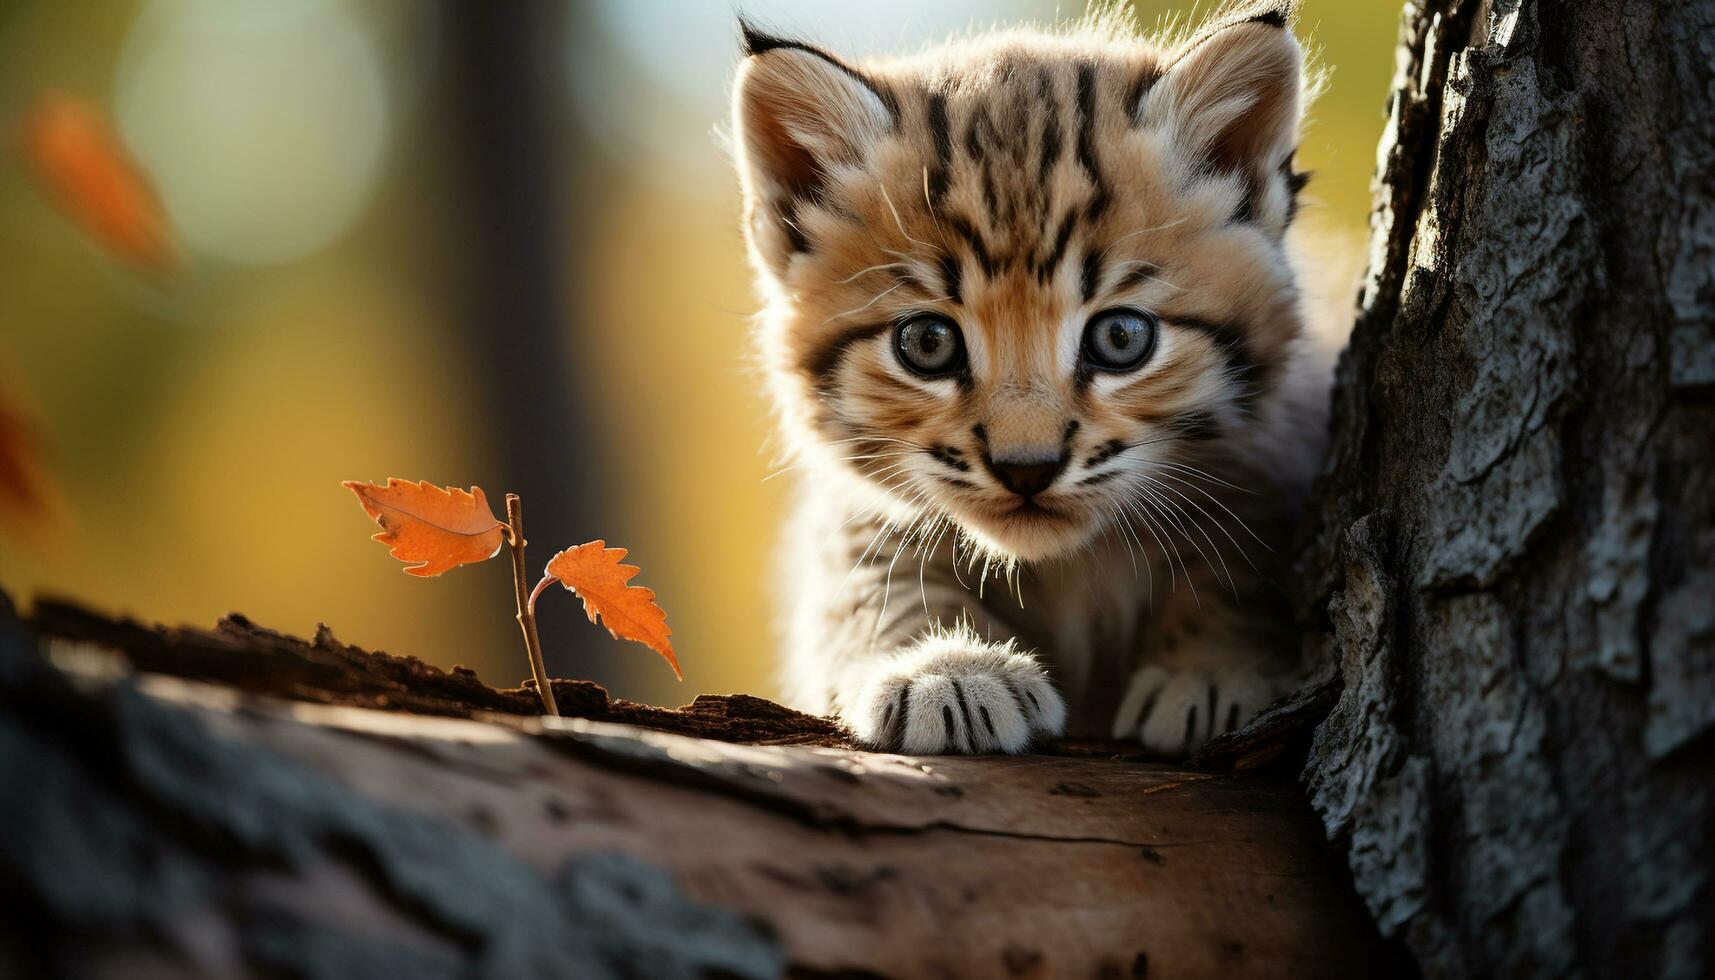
[781,500,1066,754]
[844,625,1066,754]
[1112,660,1287,756]
[1109,593,1301,757]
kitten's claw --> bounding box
[1112,662,1286,757]
[848,636,1065,754]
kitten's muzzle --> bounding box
[982,452,1068,499]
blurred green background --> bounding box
[0,0,1394,706]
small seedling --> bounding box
[344,479,679,716]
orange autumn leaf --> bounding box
[543,542,680,680]
[344,479,506,577]
[20,93,177,272]
[0,385,64,545]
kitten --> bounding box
[732,1,1341,756]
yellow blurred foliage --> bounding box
[582,184,788,703]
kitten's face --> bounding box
[736,10,1307,562]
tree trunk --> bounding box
[1295,1,1715,977]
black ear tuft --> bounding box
[1281,155,1311,225]
[1234,0,1297,29]
[738,16,792,57]
[1163,0,1299,75]
[733,20,900,120]
[732,15,896,279]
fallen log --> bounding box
[0,594,1395,978]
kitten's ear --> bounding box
[733,20,893,277]
[1145,2,1306,226]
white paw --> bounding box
[846,635,1066,754]
[1110,663,1287,757]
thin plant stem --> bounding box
[528,573,554,614]
[504,493,559,717]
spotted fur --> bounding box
[734,1,1341,756]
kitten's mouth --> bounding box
[987,498,1080,530]
[948,494,1097,563]
[1002,499,1066,520]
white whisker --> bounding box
[878,182,943,254]
[1147,457,1254,495]
[1129,479,1235,593]
[825,281,906,323]
[1115,260,1182,292]
[1148,466,1270,548]
[1143,471,1264,569]
[836,261,913,284]
[1097,216,1189,262]
[1120,492,1191,604]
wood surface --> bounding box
[0,595,1391,978]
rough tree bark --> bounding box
[1296,1,1714,977]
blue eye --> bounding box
[894,314,965,376]
[1082,308,1157,371]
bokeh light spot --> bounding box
[114,0,390,266]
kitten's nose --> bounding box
[985,454,1067,499]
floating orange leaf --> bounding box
[19,93,177,272]
[542,542,680,679]
[344,479,505,577]
[0,386,63,545]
